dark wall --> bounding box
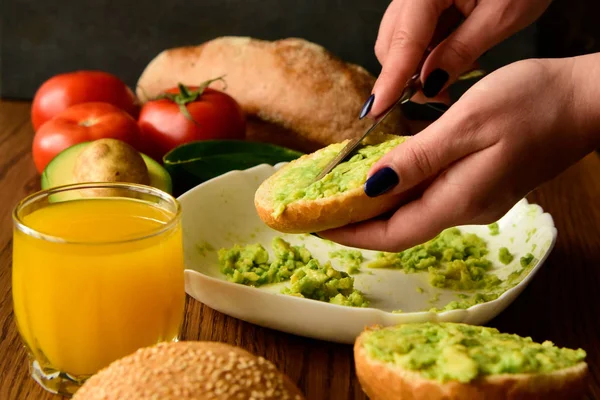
[1,0,389,99]
[2,0,596,100]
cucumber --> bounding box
[163,140,304,196]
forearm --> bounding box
[563,52,600,150]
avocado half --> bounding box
[41,142,173,194]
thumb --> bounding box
[363,115,483,198]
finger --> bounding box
[362,107,494,199]
[410,89,451,105]
[375,3,462,67]
[369,0,450,117]
[321,146,509,252]
[421,3,534,98]
[374,1,402,65]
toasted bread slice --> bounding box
[254,135,407,233]
[354,324,589,400]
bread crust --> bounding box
[136,36,403,152]
[353,332,589,400]
[72,341,305,400]
[254,140,407,233]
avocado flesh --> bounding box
[41,142,173,196]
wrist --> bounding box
[562,53,600,150]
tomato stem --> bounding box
[151,76,227,126]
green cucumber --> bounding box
[163,140,304,195]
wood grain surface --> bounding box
[0,99,599,400]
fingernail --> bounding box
[359,94,375,119]
[364,167,399,198]
[422,69,449,98]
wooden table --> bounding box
[1,99,599,400]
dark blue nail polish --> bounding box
[359,94,375,119]
[364,167,399,197]
[422,69,449,98]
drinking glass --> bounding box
[12,183,186,396]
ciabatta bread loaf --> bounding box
[136,37,405,153]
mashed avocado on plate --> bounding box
[368,228,502,291]
[216,223,538,312]
[218,237,312,286]
[329,249,363,274]
[218,238,368,307]
[282,259,369,307]
[362,322,586,383]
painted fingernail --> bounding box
[364,167,399,197]
[359,94,375,119]
[422,69,449,98]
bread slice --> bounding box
[254,135,408,233]
[136,36,405,153]
[354,325,589,400]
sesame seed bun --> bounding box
[72,341,305,400]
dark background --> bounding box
[1,0,598,100]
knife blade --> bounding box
[312,73,421,182]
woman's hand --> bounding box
[370,0,552,116]
[320,56,600,252]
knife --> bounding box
[311,66,486,183]
[312,73,422,182]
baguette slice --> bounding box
[136,36,405,153]
[354,325,589,400]
[255,135,407,233]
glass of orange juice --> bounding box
[12,182,186,396]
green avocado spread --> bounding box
[488,222,500,236]
[218,238,368,307]
[367,228,501,291]
[282,259,369,307]
[362,322,586,383]
[498,247,514,265]
[218,237,312,286]
[330,249,363,274]
[270,136,406,217]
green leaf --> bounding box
[163,140,304,196]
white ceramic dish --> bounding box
[179,163,556,344]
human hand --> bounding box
[320,57,600,252]
[369,0,552,116]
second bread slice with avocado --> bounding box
[354,322,588,400]
[254,134,406,233]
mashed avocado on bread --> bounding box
[367,228,501,291]
[269,136,405,218]
[218,238,368,307]
[360,322,587,383]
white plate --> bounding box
[179,163,556,344]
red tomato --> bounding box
[138,83,246,161]
[31,70,139,131]
[32,102,141,173]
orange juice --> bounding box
[12,195,185,383]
